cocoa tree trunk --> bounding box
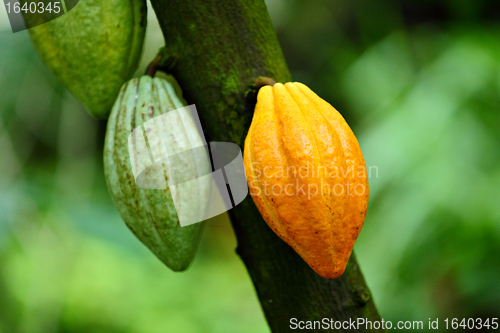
[149,0,385,331]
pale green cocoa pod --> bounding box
[26,0,146,119]
[104,76,210,271]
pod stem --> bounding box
[244,76,277,107]
[145,55,162,77]
[254,76,276,89]
[145,48,178,77]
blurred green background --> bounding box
[1,0,500,332]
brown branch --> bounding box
[149,0,384,331]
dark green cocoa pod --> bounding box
[26,0,147,119]
[104,76,211,271]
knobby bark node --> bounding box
[149,0,384,331]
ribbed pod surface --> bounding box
[244,82,369,278]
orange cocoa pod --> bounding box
[243,82,369,279]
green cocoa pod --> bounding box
[26,0,147,119]
[104,76,211,271]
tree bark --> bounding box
[149,0,384,331]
